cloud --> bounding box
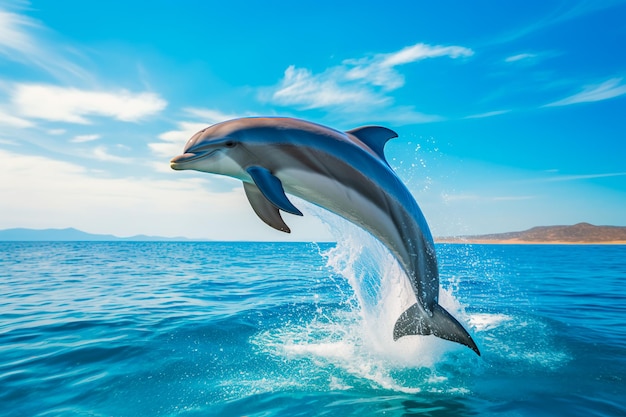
[270,65,387,110]
[265,42,473,122]
[0,9,89,81]
[504,53,536,63]
[71,134,101,143]
[151,108,245,160]
[492,195,536,201]
[345,43,473,91]
[47,128,67,135]
[92,145,134,164]
[0,10,35,54]
[545,78,626,107]
[441,193,479,202]
[150,121,208,160]
[442,192,535,203]
[485,1,626,47]
[530,172,626,183]
[182,108,244,124]
[464,110,511,119]
[381,43,473,66]
[11,83,167,124]
[369,107,443,125]
[0,109,33,127]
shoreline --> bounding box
[436,239,626,245]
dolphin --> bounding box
[171,117,479,355]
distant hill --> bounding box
[0,227,196,242]
[439,223,626,244]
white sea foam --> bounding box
[468,313,512,331]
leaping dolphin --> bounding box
[171,117,479,355]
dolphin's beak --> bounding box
[170,149,219,170]
[170,153,197,170]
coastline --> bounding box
[436,239,626,245]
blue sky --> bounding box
[1,0,625,240]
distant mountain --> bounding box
[0,227,196,242]
[439,223,626,244]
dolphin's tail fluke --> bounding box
[393,303,480,356]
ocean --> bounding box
[1,224,625,416]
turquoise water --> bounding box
[1,235,625,415]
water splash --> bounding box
[318,210,473,367]
[251,204,480,393]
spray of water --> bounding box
[319,208,472,367]
[251,203,482,393]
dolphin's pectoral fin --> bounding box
[243,182,291,233]
[346,126,398,161]
[393,303,480,356]
[246,166,303,216]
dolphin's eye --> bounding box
[224,140,236,148]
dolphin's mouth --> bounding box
[170,150,218,170]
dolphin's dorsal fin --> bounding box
[246,166,303,216]
[347,126,398,161]
[243,182,291,233]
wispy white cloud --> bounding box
[270,65,387,110]
[504,53,536,63]
[344,43,473,91]
[544,78,626,107]
[151,121,208,160]
[380,44,473,67]
[442,192,535,203]
[369,107,443,125]
[0,9,90,81]
[464,109,511,119]
[0,9,34,52]
[157,121,209,145]
[151,108,246,160]
[0,109,32,127]
[530,172,626,182]
[92,145,134,164]
[492,195,536,201]
[441,193,479,202]
[71,134,101,143]
[265,42,473,123]
[182,108,245,124]
[11,83,167,124]
[47,128,67,135]
[485,1,626,47]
